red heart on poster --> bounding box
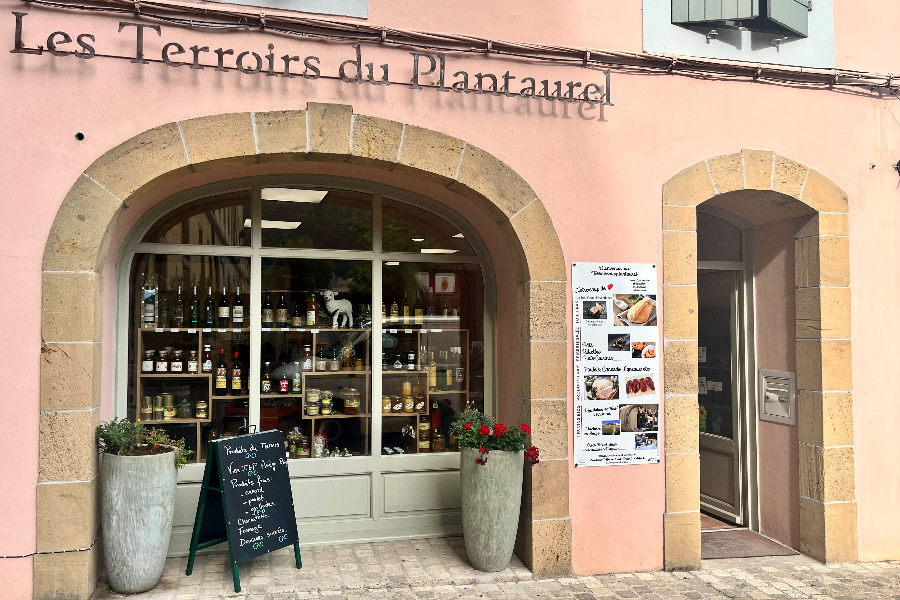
[607,284,613,290]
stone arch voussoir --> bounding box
[660,150,855,572]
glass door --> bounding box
[698,270,744,523]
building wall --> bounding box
[4,0,900,595]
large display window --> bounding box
[121,182,490,464]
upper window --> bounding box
[643,0,834,68]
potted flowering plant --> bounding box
[449,408,539,572]
[96,419,192,593]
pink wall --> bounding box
[754,218,800,550]
[5,0,900,595]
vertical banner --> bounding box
[572,263,661,466]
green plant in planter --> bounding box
[96,418,192,468]
[449,408,540,465]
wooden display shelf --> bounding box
[383,370,426,375]
[262,327,371,332]
[307,370,371,375]
[141,327,250,332]
[140,373,209,378]
[301,412,370,419]
[138,418,212,425]
[260,393,304,399]
[381,412,428,417]
[428,390,467,394]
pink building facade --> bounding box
[2,0,899,598]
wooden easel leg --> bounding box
[293,541,303,569]
[231,563,241,593]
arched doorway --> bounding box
[661,151,856,569]
[36,105,571,599]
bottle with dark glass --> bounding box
[276,293,289,328]
[202,344,212,373]
[215,348,227,396]
[188,285,200,326]
[203,286,215,326]
[172,285,185,328]
[425,286,436,318]
[291,301,303,328]
[217,287,230,328]
[402,291,410,325]
[306,294,318,327]
[158,289,169,328]
[231,351,242,396]
[262,290,274,328]
[261,361,272,394]
[232,286,244,327]
[389,291,399,323]
[413,291,423,325]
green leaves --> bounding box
[449,408,530,452]
[96,418,193,469]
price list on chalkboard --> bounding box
[186,430,301,592]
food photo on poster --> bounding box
[613,295,657,326]
[585,375,619,401]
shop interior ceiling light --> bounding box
[421,249,458,254]
[412,238,425,242]
[261,188,328,203]
[385,261,400,266]
[243,219,303,229]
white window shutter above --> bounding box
[671,0,807,38]
[768,0,810,37]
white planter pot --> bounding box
[101,450,177,593]
[460,447,524,572]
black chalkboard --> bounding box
[186,430,301,592]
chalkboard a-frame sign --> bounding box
[185,429,302,592]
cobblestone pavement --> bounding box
[92,537,900,600]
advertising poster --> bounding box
[572,263,661,467]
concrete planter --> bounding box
[101,449,177,593]
[460,447,524,572]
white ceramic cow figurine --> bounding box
[321,290,353,328]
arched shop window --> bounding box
[118,180,492,464]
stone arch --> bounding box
[661,151,855,570]
[36,104,570,599]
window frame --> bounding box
[115,175,497,483]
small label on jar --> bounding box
[141,360,154,372]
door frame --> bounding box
[696,205,759,532]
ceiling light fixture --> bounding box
[412,238,425,242]
[420,249,458,254]
[385,261,400,266]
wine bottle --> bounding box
[203,286,215,326]
[140,273,157,330]
[390,292,399,323]
[158,289,169,328]
[217,287,230,328]
[413,291,423,325]
[231,351,242,396]
[402,291,410,325]
[291,301,303,327]
[188,285,200,326]
[261,361,272,394]
[232,286,244,326]
[172,285,185,328]
[276,293,289,328]
[306,294,318,327]
[262,290,274,328]
[215,348,227,396]
[202,345,212,373]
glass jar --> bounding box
[329,358,341,371]
[414,392,426,413]
[343,388,360,415]
[382,395,392,413]
[402,395,415,413]
[194,399,208,418]
[418,438,431,453]
[153,405,165,421]
[391,395,403,414]
[306,402,320,416]
[418,421,431,439]
[306,388,321,403]
[401,379,413,396]
[141,350,155,373]
[320,403,332,415]
[140,396,153,420]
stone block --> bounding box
[350,115,403,166]
[39,408,98,482]
[707,153,744,194]
[42,272,102,342]
[662,284,698,340]
[799,498,858,563]
[665,453,700,513]
[517,281,567,341]
[41,343,102,410]
[801,170,850,213]
[531,460,569,520]
[795,286,851,340]
[85,122,190,203]
[799,391,854,448]
[795,237,819,289]
[663,511,701,571]
[742,149,774,190]
[796,339,852,392]
[456,144,535,219]
[796,213,849,239]
[663,205,697,231]
[530,518,572,577]
[36,479,98,553]
[307,103,352,159]
[663,231,697,285]
[821,447,856,503]
[772,155,809,199]
[664,395,698,455]
[43,175,124,272]
[818,236,851,288]
[180,112,257,169]
[254,110,308,160]
[799,496,826,561]
[33,545,97,600]
[664,340,698,395]
[663,161,715,207]
[508,199,566,282]
[517,341,567,399]
[396,125,465,183]
[530,400,568,460]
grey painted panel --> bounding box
[173,482,202,527]
[689,0,706,21]
[216,0,367,18]
[383,471,462,513]
[722,0,737,19]
[769,0,809,37]
[706,0,722,21]
[292,475,371,519]
[672,0,690,23]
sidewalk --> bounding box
[92,537,900,600]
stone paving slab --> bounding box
[91,537,900,600]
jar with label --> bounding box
[170,350,184,373]
[329,357,341,371]
[391,395,403,414]
[431,427,445,452]
[141,351,155,373]
[414,392,426,413]
[140,396,154,420]
[402,395,415,413]
[343,389,360,415]
[302,346,313,372]
[382,395,392,413]
[401,379,413,396]
[306,401,320,416]
[194,399,208,419]
[418,437,431,453]
[153,405,165,421]
[315,348,327,372]
[187,351,199,374]
[296,432,310,458]
[321,391,333,415]
[406,351,416,371]
[162,406,177,420]
[418,420,431,439]
[155,350,169,373]
[320,403,332,415]
[354,359,364,371]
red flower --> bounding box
[155,444,160,449]
[493,424,508,437]
[464,422,472,430]
[525,446,540,465]
[479,446,487,453]
[520,424,531,434]
[478,425,491,436]
[475,446,490,466]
